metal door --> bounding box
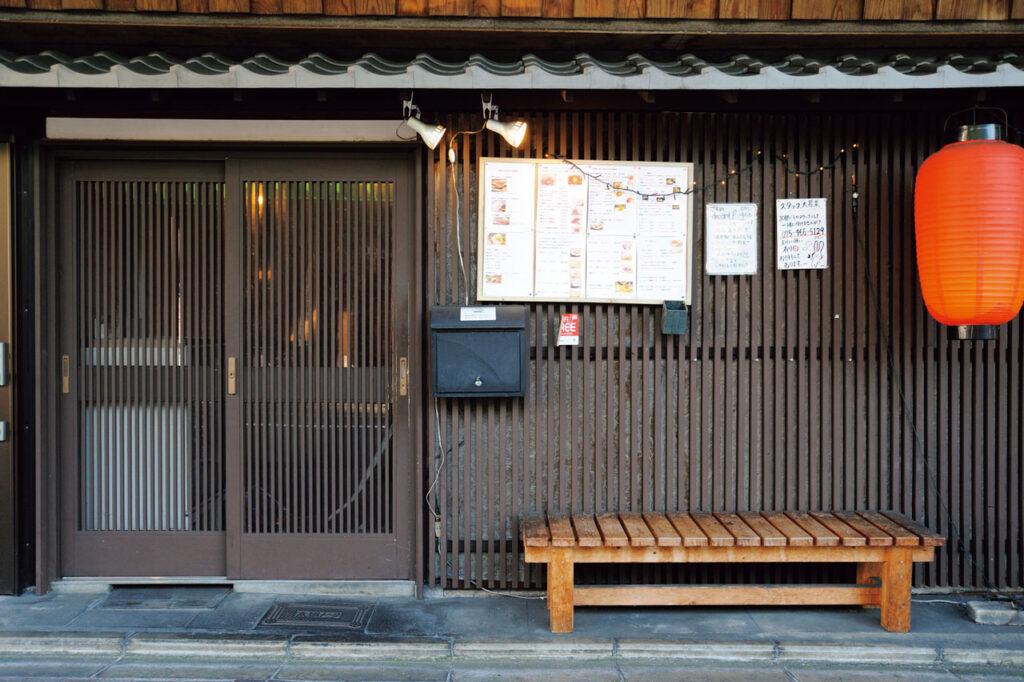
[59,154,416,580]
[229,158,415,579]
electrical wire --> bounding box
[425,399,447,524]
[449,151,470,306]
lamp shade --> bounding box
[914,126,1024,326]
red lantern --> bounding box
[914,124,1024,327]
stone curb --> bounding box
[615,639,776,661]
[0,633,124,659]
[777,643,940,666]
[3,632,1024,670]
[455,640,612,659]
[942,647,1024,667]
[124,634,289,660]
[290,640,451,661]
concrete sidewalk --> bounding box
[0,585,1022,680]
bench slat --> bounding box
[834,511,894,546]
[596,513,630,547]
[715,513,761,546]
[738,512,788,547]
[642,512,682,547]
[883,512,946,547]
[572,514,603,547]
[760,512,814,547]
[620,513,656,547]
[812,512,867,547]
[523,515,550,547]
[548,514,577,547]
[786,512,841,546]
[666,513,710,547]
[857,512,920,546]
[691,512,736,547]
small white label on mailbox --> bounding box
[460,306,498,322]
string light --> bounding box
[542,146,855,199]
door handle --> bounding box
[0,341,9,386]
[62,355,70,394]
[399,357,409,396]
[227,357,237,395]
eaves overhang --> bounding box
[2,50,1024,90]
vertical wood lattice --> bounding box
[75,179,225,533]
[426,110,1024,591]
[242,179,395,535]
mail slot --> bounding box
[430,305,528,398]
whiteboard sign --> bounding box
[776,198,828,270]
[477,158,694,305]
[705,203,758,275]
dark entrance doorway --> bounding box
[57,153,417,580]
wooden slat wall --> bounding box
[8,0,1015,17]
[425,109,1024,591]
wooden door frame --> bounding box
[37,144,425,592]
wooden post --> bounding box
[856,561,883,608]
[880,548,912,632]
[548,549,574,633]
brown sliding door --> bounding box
[58,154,416,580]
[231,159,415,579]
[59,161,228,576]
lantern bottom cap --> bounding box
[948,325,999,341]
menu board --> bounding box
[776,198,828,270]
[478,158,694,304]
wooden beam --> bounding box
[935,0,1009,19]
[548,549,574,633]
[791,0,862,19]
[880,548,912,631]
[646,0,717,18]
[541,0,572,15]
[207,0,249,11]
[574,0,615,17]
[397,0,427,14]
[501,0,541,15]
[574,584,881,606]
[863,0,933,19]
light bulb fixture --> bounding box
[481,94,527,148]
[402,96,446,150]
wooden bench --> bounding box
[523,511,945,634]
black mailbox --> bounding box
[430,305,528,398]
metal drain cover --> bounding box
[259,602,373,629]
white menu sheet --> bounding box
[480,162,536,297]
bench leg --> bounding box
[880,548,912,632]
[547,549,574,633]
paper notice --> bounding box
[586,234,637,300]
[557,313,580,346]
[483,162,535,235]
[535,232,587,298]
[481,230,534,298]
[536,163,588,234]
[776,198,828,270]
[706,203,758,275]
[583,165,639,235]
[637,166,689,236]
[636,237,688,301]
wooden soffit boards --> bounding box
[0,0,1021,21]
